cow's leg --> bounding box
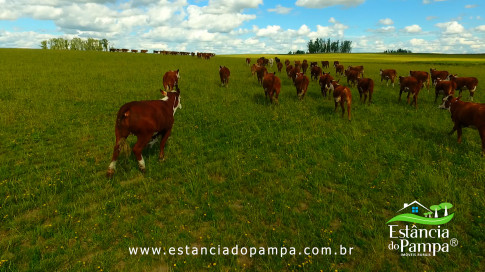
[107,131,129,177]
[413,93,418,109]
[456,126,463,144]
[159,128,173,160]
[340,101,345,118]
[133,134,151,173]
[406,92,411,105]
[368,91,372,104]
[347,101,351,121]
[399,89,403,102]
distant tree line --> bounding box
[287,50,306,55]
[384,48,412,54]
[40,37,110,51]
[307,38,352,54]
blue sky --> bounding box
[0,0,484,53]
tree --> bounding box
[40,40,47,50]
[430,205,442,218]
[439,203,453,216]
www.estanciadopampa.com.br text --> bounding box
[129,245,354,258]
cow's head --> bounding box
[439,95,460,110]
[160,89,169,101]
[379,69,383,75]
[171,86,182,115]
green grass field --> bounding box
[0,48,484,271]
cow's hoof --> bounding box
[106,169,115,178]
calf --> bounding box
[263,72,281,104]
[434,78,455,103]
[277,62,283,73]
[301,61,309,74]
[107,88,182,177]
[330,80,352,121]
[440,95,485,155]
[357,78,374,104]
[449,74,479,101]
[399,76,423,109]
[335,64,344,76]
[380,69,397,87]
[430,68,449,86]
[311,66,323,81]
[294,73,310,100]
[256,66,268,85]
[319,72,334,98]
[219,66,230,87]
[344,69,359,87]
[162,69,180,92]
[409,70,430,90]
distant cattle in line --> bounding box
[311,66,323,81]
[294,73,310,100]
[219,66,230,87]
[256,66,268,85]
[121,49,129,52]
[399,76,423,109]
[380,69,397,88]
[246,58,251,66]
[106,88,182,177]
[434,78,456,103]
[344,69,360,87]
[263,72,281,104]
[319,72,334,98]
[321,61,329,68]
[163,69,180,92]
[449,74,479,101]
[430,68,450,86]
[301,61,309,74]
[333,61,340,67]
[141,50,148,53]
[409,70,430,90]
[330,80,352,121]
[335,64,344,76]
[277,62,283,73]
[357,78,374,104]
[131,49,138,53]
[439,95,485,155]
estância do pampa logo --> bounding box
[387,200,458,257]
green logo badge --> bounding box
[387,201,454,225]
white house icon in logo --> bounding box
[397,200,432,215]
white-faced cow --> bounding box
[107,88,182,177]
[440,95,485,155]
[430,68,449,86]
[219,66,230,87]
[449,74,479,101]
[434,78,455,103]
[319,72,334,98]
[380,69,397,87]
[330,80,352,121]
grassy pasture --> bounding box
[0,48,484,271]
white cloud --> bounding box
[436,21,465,34]
[377,26,395,33]
[465,4,478,8]
[378,18,394,25]
[204,0,262,13]
[255,25,281,36]
[404,24,422,33]
[295,0,365,9]
[423,0,448,4]
[267,5,292,14]
[185,5,256,33]
[476,25,485,32]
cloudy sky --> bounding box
[0,0,484,54]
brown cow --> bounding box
[277,62,283,73]
[430,68,449,86]
[263,72,281,104]
[357,78,374,104]
[347,65,364,78]
[380,69,397,88]
[321,61,329,68]
[246,58,251,66]
[344,69,359,87]
[449,74,479,101]
[285,59,290,67]
[333,61,340,67]
[219,66,230,87]
[330,80,352,121]
[409,70,430,90]
[434,78,455,103]
[256,66,268,85]
[319,72,334,98]
[251,64,259,76]
[335,64,344,76]
[163,69,180,92]
[399,76,423,108]
[107,88,182,177]
[440,95,485,155]
[294,73,309,100]
[310,62,318,67]
[311,66,323,81]
[289,66,301,82]
[301,61,309,74]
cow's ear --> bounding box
[176,69,179,73]
[219,66,222,69]
[273,72,276,75]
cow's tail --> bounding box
[116,108,131,157]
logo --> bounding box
[386,201,457,257]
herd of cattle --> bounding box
[106,55,484,177]
[109,48,215,59]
